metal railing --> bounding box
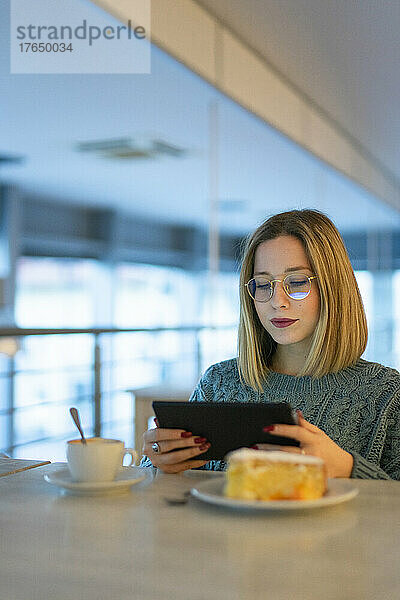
[0,325,237,457]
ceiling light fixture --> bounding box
[75,136,188,160]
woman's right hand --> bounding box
[142,423,211,474]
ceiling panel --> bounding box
[196,0,400,181]
[1,0,399,236]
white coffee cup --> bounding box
[66,438,138,483]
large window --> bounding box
[355,271,374,361]
[16,258,103,328]
[7,256,397,461]
[392,271,400,369]
[8,257,239,460]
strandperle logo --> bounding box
[10,0,151,74]
[15,19,147,46]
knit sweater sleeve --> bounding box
[351,391,400,480]
[350,452,392,479]
[139,455,154,468]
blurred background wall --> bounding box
[1,0,400,460]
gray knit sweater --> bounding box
[141,357,400,480]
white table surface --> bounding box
[1,462,400,600]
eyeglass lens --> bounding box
[248,274,311,301]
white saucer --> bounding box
[190,478,359,511]
[44,466,148,496]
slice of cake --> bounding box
[224,448,327,501]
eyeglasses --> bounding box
[245,274,318,302]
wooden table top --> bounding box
[127,385,192,400]
[1,462,399,600]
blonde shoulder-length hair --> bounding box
[238,209,368,391]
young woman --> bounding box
[142,209,400,479]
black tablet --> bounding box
[152,401,300,462]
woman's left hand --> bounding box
[256,410,354,478]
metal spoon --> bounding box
[69,407,87,445]
[163,490,191,505]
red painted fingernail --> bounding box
[297,409,304,418]
[263,425,274,432]
[181,431,192,438]
[154,418,159,427]
[199,443,210,451]
[194,437,207,443]
[250,445,259,450]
